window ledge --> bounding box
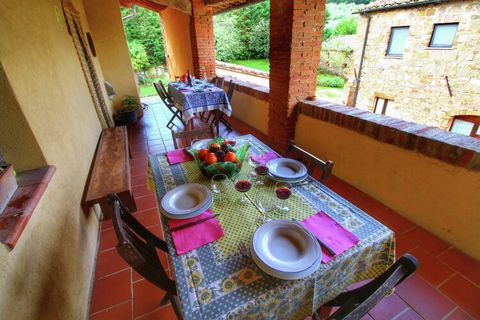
[0,165,56,249]
[425,47,455,50]
[384,55,403,59]
[298,100,480,171]
[219,76,269,102]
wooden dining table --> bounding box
[147,134,395,320]
[168,80,232,135]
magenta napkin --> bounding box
[251,151,280,165]
[301,211,360,263]
[168,210,224,255]
[166,149,193,165]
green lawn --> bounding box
[139,75,170,97]
[232,59,270,72]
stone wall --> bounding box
[354,0,480,130]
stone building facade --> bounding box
[353,0,480,131]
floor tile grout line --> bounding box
[390,307,424,320]
[134,300,173,320]
[436,245,453,258]
[89,299,133,317]
[95,266,131,281]
[441,307,459,320]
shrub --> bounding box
[323,26,335,41]
[317,74,346,88]
[334,17,358,35]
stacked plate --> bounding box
[250,220,321,280]
[160,184,213,219]
[266,158,308,183]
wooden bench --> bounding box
[84,126,136,219]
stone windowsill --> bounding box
[384,55,403,59]
[425,46,455,50]
[0,165,56,249]
[298,100,480,171]
[219,76,270,102]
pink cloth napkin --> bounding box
[301,211,360,263]
[251,151,280,165]
[168,210,224,255]
[166,149,193,165]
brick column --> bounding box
[190,0,216,78]
[269,0,325,151]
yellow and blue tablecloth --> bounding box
[148,134,395,320]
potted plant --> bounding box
[114,95,142,125]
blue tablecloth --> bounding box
[168,81,232,121]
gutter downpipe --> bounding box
[352,13,371,108]
[122,5,137,21]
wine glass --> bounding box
[274,182,293,213]
[254,164,269,186]
[234,176,252,204]
[211,174,228,202]
[256,197,274,225]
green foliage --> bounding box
[128,41,150,71]
[214,1,270,62]
[317,74,346,88]
[334,17,358,35]
[323,26,335,41]
[327,0,373,4]
[232,59,269,72]
[122,7,165,71]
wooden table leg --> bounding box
[215,111,220,136]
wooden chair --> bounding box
[107,194,183,319]
[286,140,334,183]
[200,76,225,122]
[206,79,233,132]
[314,254,419,320]
[171,125,215,149]
[154,81,185,129]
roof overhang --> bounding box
[120,0,192,15]
[356,0,449,15]
[205,0,267,15]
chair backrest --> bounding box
[212,76,224,89]
[154,81,173,105]
[108,194,176,295]
[171,126,214,149]
[326,254,419,320]
[286,140,334,182]
[226,80,234,101]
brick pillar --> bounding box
[269,0,326,151]
[190,0,216,78]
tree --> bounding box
[122,7,165,69]
[128,41,150,71]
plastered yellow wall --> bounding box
[160,8,194,79]
[295,114,480,260]
[0,0,106,318]
[230,91,269,135]
[83,0,139,111]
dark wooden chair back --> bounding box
[154,81,173,105]
[171,126,215,149]
[108,194,183,319]
[212,76,224,88]
[319,254,419,320]
[226,80,234,101]
[286,140,334,183]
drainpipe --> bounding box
[122,5,137,21]
[352,13,371,108]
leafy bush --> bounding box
[128,41,150,72]
[323,26,335,41]
[214,15,245,61]
[317,74,346,88]
[334,17,358,35]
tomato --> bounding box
[224,151,237,162]
[205,153,218,165]
[198,149,209,161]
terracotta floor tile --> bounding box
[396,234,417,257]
[369,293,409,319]
[95,248,129,279]
[410,247,455,287]
[135,194,158,212]
[446,308,475,320]
[90,269,132,314]
[374,209,415,234]
[133,278,169,318]
[394,308,424,320]
[404,226,450,256]
[132,184,153,198]
[439,248,480,286]
[396,274,455,319]
[99,228,118,252]
[101,219,113,231]
[439,274,480,318]
[133,208,161,228]
[90,301,132,320]
[136,304,177,320]
[132,174,148,187]
[131,164,148,177]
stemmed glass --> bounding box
[211,174,228,202]
[253,163,269,186]
[274,182,293,213]
[234,176,253,204]
[256,197,274,225]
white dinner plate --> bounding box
[251,238,321,280]
[191,139,211,150]
[267,158,307,180]
[267,172,308,184]
[160,195,212,219]
[160,184,212,218]
[252,220,320,273]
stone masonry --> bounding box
[354,0,480,130]
[269,0,326,151]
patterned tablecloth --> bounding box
[148,134,395,320]
[168,81,232,121]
